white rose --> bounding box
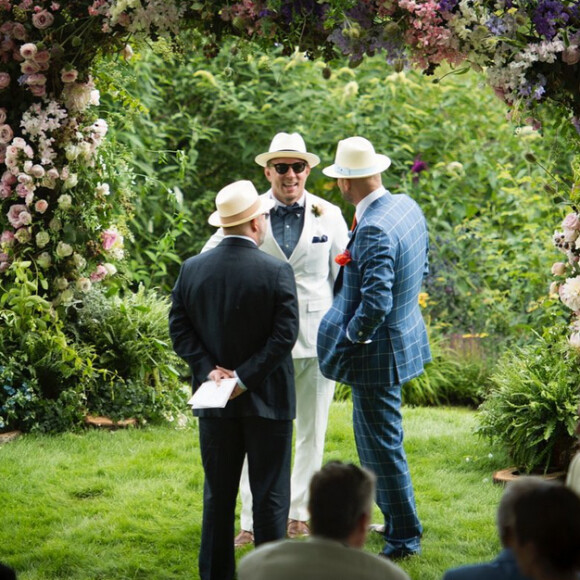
[103,263,117,276]
[37,252,51,269]
[570,332,580,350]
[73,253,86,269]
[55,276,69,290]
[76,277,92,292]
[35,230,50,248]
[57,194,72,210]
[56,241,73,258]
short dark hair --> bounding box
[513,484,580,573]
[0,563,16,580]
[496,476,550,545]
[308,461,375,541]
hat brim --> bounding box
[208,197,275,228]
[255,151,320,168]
[322,155,391,179]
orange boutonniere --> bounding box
[334,250,352,266]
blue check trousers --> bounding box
[351,384,422,554]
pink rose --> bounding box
[551,262,567,276]
[1,39,14,54]
[19,43,37,59]
[562,46,580,66]
[29,164,45,178]
[90,264,108,282]
[7,204,32,228]
[0,124,13,144]
[0,230,15,246]
[35,50,51,64]
[0,108,6,124]
[11,23,27,41]
[25,73,46,86]
[35,199,48,214]
[2,170,16,185]
[32,10,55,30]
[21,60,41,75]
[102,229,119,251]
[562,213,580,231]
[29,84,46,97]
[0,73,10,89]
[60,68,78,83]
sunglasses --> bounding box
[270,161,308,175]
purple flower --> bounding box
[280,0,326,25]
[439,0,459,12]
[532,1,570,40]
[411,156,428,174]
[486,15,508,36]
[411,156,428,183]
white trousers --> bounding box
[239,357,335,529]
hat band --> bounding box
[219,198,262,225]
[332,164,379,177]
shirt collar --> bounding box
[224,234,258,246]
[355,186,386,223]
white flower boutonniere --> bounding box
[311,204,324,218]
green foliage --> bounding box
[333,324,494,407]
[477,327,580,473]
[68,286,189,424]
[404,330,493,407]
[106,41,571,349]
[0,264,188,432]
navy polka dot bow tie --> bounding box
[275,203,304,217]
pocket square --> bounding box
[312,235,328,243]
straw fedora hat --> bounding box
[208,180,275,228]
[322,136,391,179]
[255,132,320,167]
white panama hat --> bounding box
[208,180,275,228]
[255,132,320,167]
[322,136,391,179]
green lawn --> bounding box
[0,403,509,579]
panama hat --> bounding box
[208,180,275,228]
[322,136,391,179]
[255,132,320,167]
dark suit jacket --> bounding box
[169,237,299,420]
[442,549,532,580]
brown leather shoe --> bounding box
[287,519,310,538]
[234,529,254,548]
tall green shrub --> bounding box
[107,41,570,346]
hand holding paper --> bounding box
[188,378,238,409]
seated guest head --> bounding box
[0,563,16,580]
[308,461,375,548]
[512,482,580,579]
[496,475,551,549]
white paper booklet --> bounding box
[187,378,238,409]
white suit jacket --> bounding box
[238,537,411,580]
[203,190,349,358]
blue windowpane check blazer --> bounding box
[317,191,431,388]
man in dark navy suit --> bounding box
[169,180,299,580]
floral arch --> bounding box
[2,0,580,430]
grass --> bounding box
[0,403,511,579]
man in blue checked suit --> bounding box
[317,136,431,559]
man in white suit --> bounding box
[238,461,410,580]
[203,132,349,543]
